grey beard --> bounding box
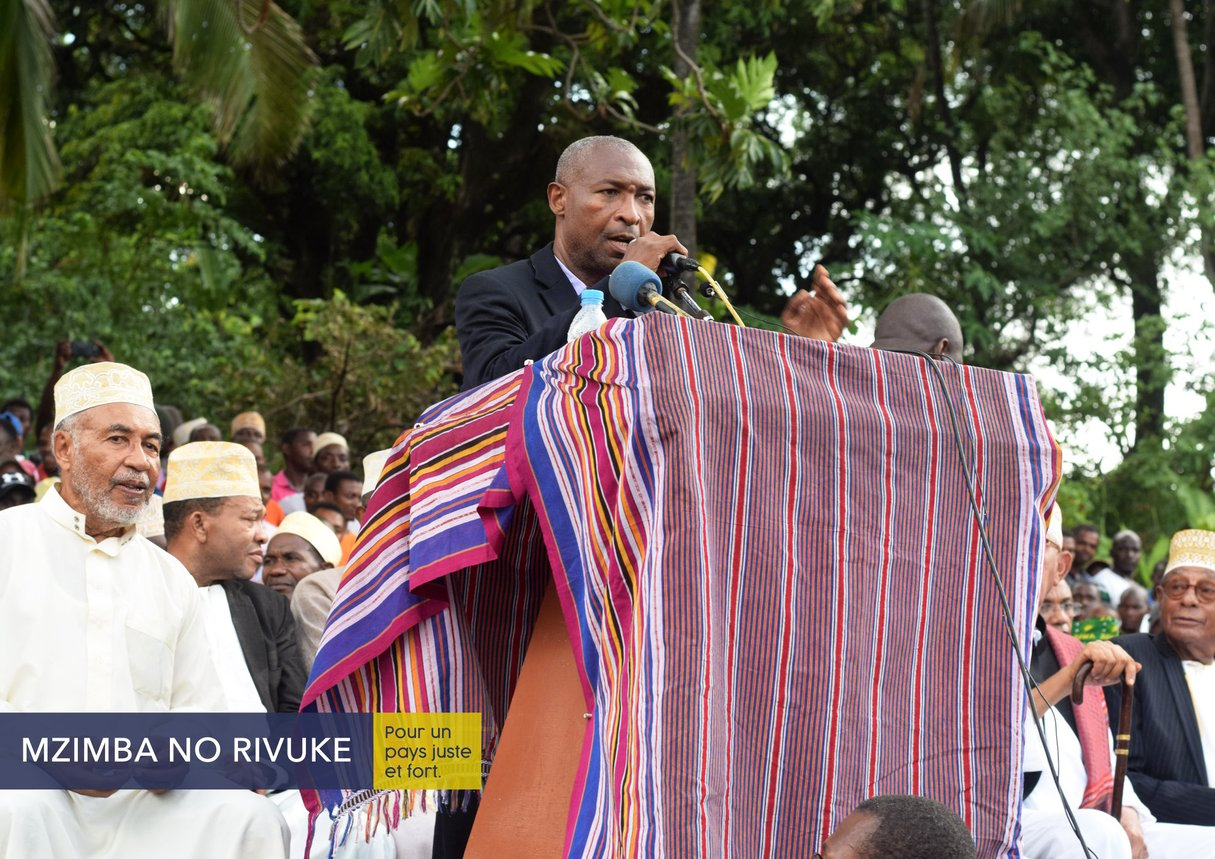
[70,471,148,529]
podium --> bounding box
[303,314,1060,858]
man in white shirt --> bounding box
[162,442,306,714]
[0,362,288,858]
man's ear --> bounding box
[189,509,209,543]
[52,429,74,473]
[1057,549,1073,581]
[548,181,567,217]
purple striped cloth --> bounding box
[303,314,1059,858]
[504,315,1058,856]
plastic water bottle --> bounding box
[567,288,609,343]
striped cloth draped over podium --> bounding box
[302,314,1061,858]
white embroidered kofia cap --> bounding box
[163,442,261,503]
[1164,529,1215,578]
[53,362,155,429]
[276,511,342,566]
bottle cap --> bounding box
[581,289,604,305]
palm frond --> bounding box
[169,0,319,171]
[0,0,61,208]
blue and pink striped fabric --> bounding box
[303,314,1059,857]
[501,315,1059,856]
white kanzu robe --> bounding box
[1022,701,1215,858]
[0,487,288,858]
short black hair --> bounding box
[163,497,229,542]
[1,397,32,414]
[1074,523,1100,537]
[324,470,359,494]
[310,500,344,516]
[852,795,975,859]
[281,427,312,447]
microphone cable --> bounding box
[891,348,1096,859]
[693,266,746,327]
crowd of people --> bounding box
[0,133,1212,859]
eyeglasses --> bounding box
[1161,578,1215,605]
[1041,601,1075,614]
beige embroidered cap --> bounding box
[275,511,342,566]
[137,494,165,539]
[362,448,392,494]
[163,442,261,503]
[1164,529,1215,578]
[53,362,155,429]
[1046,503,1063,549]
[172,417,208,448]
[231,411,265,436]
[314,432,348,454]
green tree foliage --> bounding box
[0,75,278,413]
[0,0,1213,541]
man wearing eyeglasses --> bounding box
[1022,509,1214,858]
[1106,529,1215,826]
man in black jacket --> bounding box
[455,136,687,390]
[1107,528,1215,826]
[456,135,850,391]
[163,441,306,713]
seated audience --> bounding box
[1108,528,1215,825]
[312,432,350,474]
[1070,581,1120,642]
[0,470,36,510]
[322,470,364,533]
[1117,584,1150,635]
[0,362,288,857]
[1024,508,1214,857]
[163,442,306,714]
[1040,579,1074,634]
[231,411,266,445]
[272,427,316,503]
[262,511,341,600]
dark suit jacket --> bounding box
[455,243,627,391]
[1105,632,1215,824]
[220,579,307,713]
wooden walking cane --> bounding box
[1071,660,1135,818]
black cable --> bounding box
[891,348,1096,859]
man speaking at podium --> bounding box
[455,135,687,391]
[455,135,849,391]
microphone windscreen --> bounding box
[608,261,662,313]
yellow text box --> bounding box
[374,713,481,790]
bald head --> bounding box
[555,136,648,185]
[871,294,964,362]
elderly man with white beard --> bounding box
[0,362,288,858]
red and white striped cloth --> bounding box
[304,314,1060,857]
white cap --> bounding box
[163,442,261,503]
[172,417,208,448]
[54,362,155,429]
[1046,503,1063,549]
[314,432,348,453]
[362,448,392,494]
[275,511,342,566]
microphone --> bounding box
[609,262,688,317]
[670,273,713,321]
[661,252,702,274]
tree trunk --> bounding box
[1169,0,1215,286]
[1128,255,1167,448]
[669,0,700,254]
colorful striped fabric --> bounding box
[303,314,1060,858]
